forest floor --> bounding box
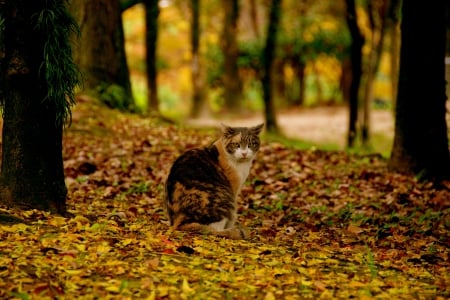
[0,100,449,299]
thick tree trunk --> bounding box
[262,0,282,134]
[145,0,159,112]
[0,0,68,214]
[70,0,133,110]
[388,0,450,180]
[345,0,364,148]
[222,0,242,113]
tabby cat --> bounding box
[164,123,264,239]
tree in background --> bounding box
[386,0,401,106]
[361,0,389,147]
[389,0,449,180]
[262,0,282,133]
[190,0,207,118]
[0,6,4,102]
[0,0,79,213]
[344,0,364,148]
[69,0,134,111]
[144,0,159,113]
[222,0,242,113]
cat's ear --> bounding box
[251,123,264,135]
[220,123,236,137]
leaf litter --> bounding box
[0,101,449,299]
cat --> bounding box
[164,123,264,239]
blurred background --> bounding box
[68,0,448,156]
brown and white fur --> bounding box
[164,123,264,239]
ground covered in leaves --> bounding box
[0,100,449,299]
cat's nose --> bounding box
[242,151,248,157]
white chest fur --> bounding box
[233,159,252,187]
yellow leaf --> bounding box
[96,242,111,254]
[48,216,66,227]
[121,238,135,246]
[181,278,194,294]
[349,280,365,288]
[146,290,156,300]
[0,223,29,233]
[64,269,83,275]
[347,224,364,234]
[264,291,275,300]
[74,243,86,252]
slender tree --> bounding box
[0,5,4,102]
[144,0,159,113]
[262,0,282,133]
[388,0,449,179]
[249,0,260,39]
[361,0,388,147]
[190,0,207,118]
[387,0,401,105]
[222,0,242,113]
[344,0,364,148]
[0,0,79,213]
[69,0,134,111]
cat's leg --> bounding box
[214,225,248,239]
[209,218,228,231]
[210,217,249,239]
[177,221,248,239]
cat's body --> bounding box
[164,124,263,239]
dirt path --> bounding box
[187,107,395,148]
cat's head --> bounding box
[220,123,264,162]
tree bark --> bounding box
[388,0,450,180]
[361,0,388,147]
[222,0,242,113]
[262,0,282,134]
[291,55,306,106]
[144,0,159,112]
[249,0,260,39]
[387,0,401,105]
[70,0,134,110]
[189,0,207,118]
[345,0,364,148]
[0,0,75,214]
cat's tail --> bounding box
[176,223,248,240]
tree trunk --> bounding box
[387,0,401,105]
[222,0,242,113]
[340,57,352,104]
[262,0,282,134]
[70,0,134,110]
[189,0,207,118]
[361,0,388,147]
[388,0,450,180]
[0,4,4,102]
[0,0,78,214]
[291,56,306,106]
[144,0,159,113]
[249,0,260,39]
[345,0,364,148]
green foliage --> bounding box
[204,43,224,86]
[237,40,264,70]
[33,0,80,126]
[278,28,350,62]
[97,83,134,112]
